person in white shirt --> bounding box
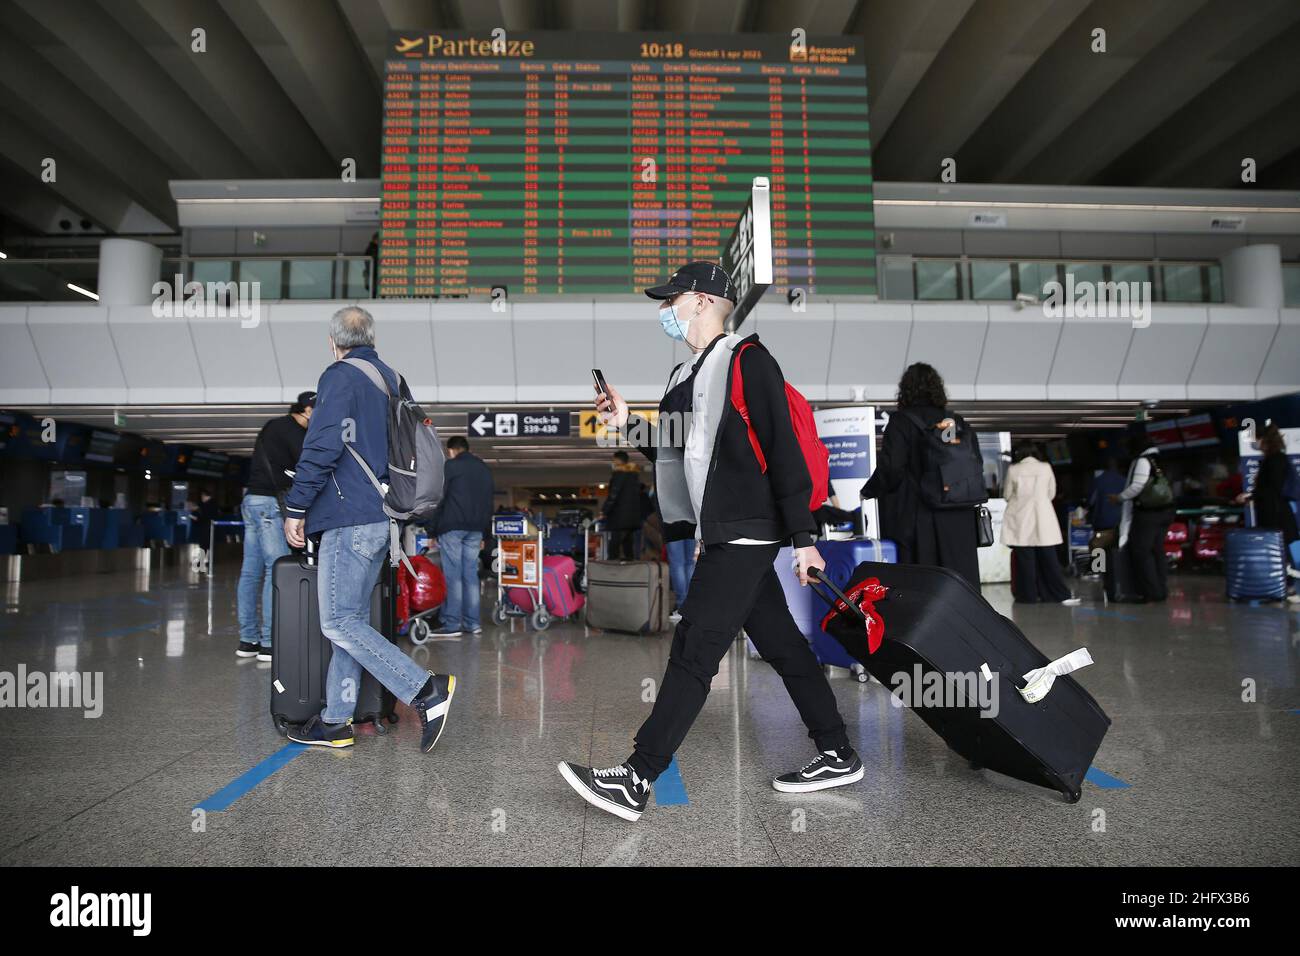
[1110,441,1173,602]
[1002,444,1080,605]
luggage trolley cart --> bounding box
[1067,521,1093,577]
[490,513,550,630]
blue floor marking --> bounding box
[1073,607,1140,622]
[194,744,309,812]
[654,757,689,805]
[1086,767,1131,789]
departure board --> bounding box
[379,31,874,298]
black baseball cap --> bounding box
[643,261,736,303]
[296,391,317,409]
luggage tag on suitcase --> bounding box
[1018,647,1094,703]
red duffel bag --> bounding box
[398,554,446,620]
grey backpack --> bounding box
[342,357,446,571]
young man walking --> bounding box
[558,262,863,821]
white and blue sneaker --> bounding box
[411,673,456,753]
[772,749,864,793]
[558,761,650,822]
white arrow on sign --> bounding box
[471,414,491,436]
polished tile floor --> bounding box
[1,561,1297,867]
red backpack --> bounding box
[729,342,830,512]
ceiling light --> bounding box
[67,283,99,300]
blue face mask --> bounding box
[658,299,692,341]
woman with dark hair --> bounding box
[1237,424,1299,548]
[861,362,983,588]
[1003,443,1080,604]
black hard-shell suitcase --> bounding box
[270,548,398,736]
[815,562,1110,802]
[1101,544,1140,602]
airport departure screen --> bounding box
[379,31,874,297]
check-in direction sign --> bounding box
[467,411,570,438]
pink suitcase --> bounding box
[507,555,585,618]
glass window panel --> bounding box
[287,259,333,300]
[1284,264,1300,308]
[1206,264,1224,303]
[190,260,233,285]
[969,260,1012,300]
[1064,262,1105,289]
[238,260,284,299]
[914,260,960,300]
[1161,264,1205,302]
[343,258,371,298]
[1016,262,1059,299]
[1110,263,1152,290]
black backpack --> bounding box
[901,409,988,510]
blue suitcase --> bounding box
[1225,528,1287,601]
[811,539,897,671]
[544,525,583,558]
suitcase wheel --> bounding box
[409,618,431,645]
[372,718,388,736]
[272,715,290,738]
[850,664,869,684]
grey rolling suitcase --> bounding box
[585,560,671,634]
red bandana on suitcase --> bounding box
[819,577,889,654]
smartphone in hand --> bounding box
[591,368,610,397]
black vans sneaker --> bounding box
[557,761,650,822]
[235,641,261,658]
[287,715,355,749]
[412,674,456,753]
[772,749,864,793]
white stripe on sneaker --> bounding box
[424,699,450,722]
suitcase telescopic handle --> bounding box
[807,566,868,623]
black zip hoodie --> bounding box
[623,332,816,548]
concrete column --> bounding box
[1220,243,1283,309]
[96,238,163,306]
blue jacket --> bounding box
[284,346,399,536]
[432,451,495,535]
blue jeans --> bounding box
[438,530,483,630]
[667,538,697,608]
[237,495,291,647]
[318,521,430,724]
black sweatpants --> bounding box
[1129,508,1173,601]
[627,542,850,781]
[1011,546,1072,603]
[610,529,637,560]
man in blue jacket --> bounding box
[281,306,456,753]
[429,435,494,637]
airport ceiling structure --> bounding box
[2,0,1299,239]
